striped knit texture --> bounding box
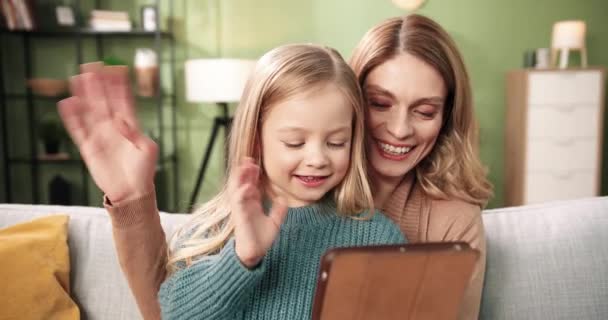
[158,202,406,319]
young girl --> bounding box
[158,44,405,319]
[59,44,405,319]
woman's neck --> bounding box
[371,170,415,209]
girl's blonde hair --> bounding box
[350,14,493,207]
[168,44,374,272]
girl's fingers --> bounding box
[230,158,261,197]
[57,97,89,147]
[243,163,260,186]
[242,184,261,203]
[267,197,288,229]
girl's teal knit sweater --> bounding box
[158,202,406,319]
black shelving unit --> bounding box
[0,0,178,211]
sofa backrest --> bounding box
[481,196,608,319]
[0,204,188,320]
[1,196,607,319]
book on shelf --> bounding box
[38,152,71,161]
[1,0,35,30]
[89,9,131,31]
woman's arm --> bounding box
[57,61,170,319]
[105,191,166,320]
[427,200,486,320]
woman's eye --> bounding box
[415,109,437,119]
[368,99,391,109]
[370,102,390,109]
[283,142,304,148]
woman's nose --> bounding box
[386,107,414,140]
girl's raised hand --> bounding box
[230,158,288,268]
[57,62,158,204]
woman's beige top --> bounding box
[381,177,486,320]
[105,177,485,320]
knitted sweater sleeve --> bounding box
[158,239,266,319]
[104,191,167,320]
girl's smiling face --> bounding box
[261,84,353,207]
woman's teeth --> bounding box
[378,141,412,155]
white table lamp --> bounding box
[185,58,256,103]
[391,0,427,11]
[185,58,256,207]
[551,20,587,69]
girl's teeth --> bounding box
[301,176,322,181]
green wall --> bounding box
[2,0,607,211]
[179,0,608,210]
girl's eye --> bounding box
[328,142,346,148]
[283,142,304,148]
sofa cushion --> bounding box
[0,204,188,320]
[0,215,79,320]
[481,197,608,319]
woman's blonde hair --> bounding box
[350,14,493,207]
[167,44,374,272]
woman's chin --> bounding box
[368,152,414,181]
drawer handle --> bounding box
[554,172,573,180]
[555,105,576,113]
[555,138,575,146]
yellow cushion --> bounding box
[0,215,79,319]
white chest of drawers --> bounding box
[505,68,605,206]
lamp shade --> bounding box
[185,58,257,103]
[552,20,586,49]
[391,0,427,10]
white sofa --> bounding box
[1,196,607,319]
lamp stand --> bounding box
[189,102,231,208]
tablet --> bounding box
[311,242,479,320]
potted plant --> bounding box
[38,119,67,155]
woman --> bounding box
[58,14,491,320]
[350,15,492,319]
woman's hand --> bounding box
[57,62,158,204]
[230,158,288,268]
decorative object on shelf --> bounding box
[391,0,427,11]
[102,56,127,66]
[185,58,256,207]
[523,49,536,68]
[55,6,75,27]
[134,48,159,97]
[49,175,72,205]
[89,10,131,31]
[534,48,550,69]
[551,20,587,69]
[141,5,157,31]
[1,0,36,30]
[38,118,68,155]
[38,152,70,161]
[27,78,68,97]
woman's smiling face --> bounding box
[364,52,446,182]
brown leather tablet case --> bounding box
[311,242,479,320]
